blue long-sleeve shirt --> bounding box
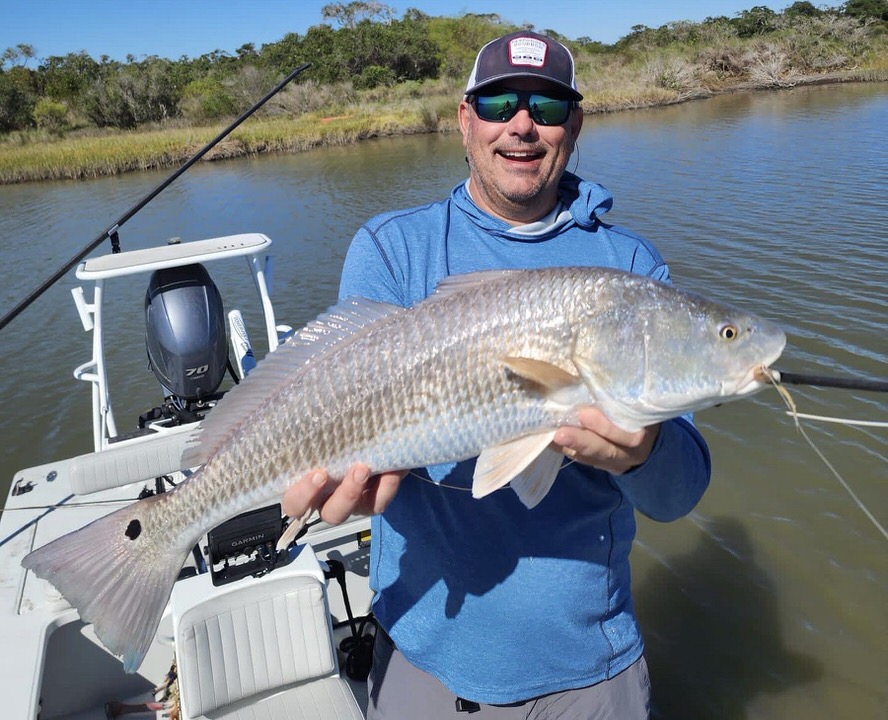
[338,174,711,703]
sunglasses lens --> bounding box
[473,92,571,125]
[528,95,571,125]
[474,93,520,122]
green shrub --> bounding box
[180,77,237,122]
[33,98,69,133]
[354,65,396,89]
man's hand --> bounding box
[553,407,659,475]
[282,463,405,526]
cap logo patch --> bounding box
[508,37,547,68]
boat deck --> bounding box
[2,443,373,719]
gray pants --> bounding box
[367,630,650,720]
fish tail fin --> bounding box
[22,493,193,673]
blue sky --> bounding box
[2,0,790,63]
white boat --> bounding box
[1,233,374,719]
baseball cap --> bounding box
[464,31,583,100]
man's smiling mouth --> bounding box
[498,150,543,162]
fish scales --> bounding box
[22,266,786,672]
[198,268,581,507]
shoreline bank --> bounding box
[1,71,886,186]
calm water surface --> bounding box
[1,83,885,718]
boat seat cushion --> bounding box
[194,676,364,719]
[176,574,362,719]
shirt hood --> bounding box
[452,171,613,238]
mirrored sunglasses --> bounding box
[471,91,574,126]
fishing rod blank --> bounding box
[774,369,888,393]
[0,63,311,333]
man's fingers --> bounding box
[366,471,406,514]
[553,407,659,475]
[319,464,371,525]
[282,468,329,518]
[574,406,642,447]
[283,465,407,528]
[553,425,616,462]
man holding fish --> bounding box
[284,31,712,719]
[23,30,785,709]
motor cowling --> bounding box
[145,263,227,401]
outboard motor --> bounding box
[145,263,228,405]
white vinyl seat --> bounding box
[171,551,364,720]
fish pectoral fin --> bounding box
[500,356,579,392]
[473,431,558,503]
[572,355,608,389]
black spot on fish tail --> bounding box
[125,519,142,540]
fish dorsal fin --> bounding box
[182,297,403,468]
[288,297,404,357]
[473,431,558,501]
[426,270,522,301]
[500,356,579,392]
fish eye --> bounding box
[719,323,739,341]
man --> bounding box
[284,31,710,719]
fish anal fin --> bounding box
[473,431,557,501]
[500,356,579,392]
[508,447,565,509]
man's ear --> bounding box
[458,99,472,138]
[570,104,584,144]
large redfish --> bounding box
[22,267,785,671]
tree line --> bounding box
[1,0,885,135]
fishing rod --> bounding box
[0,62,311,333]
[772,369,888,393]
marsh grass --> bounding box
[2,18,886,184]
[0,75,473,184]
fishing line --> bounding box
[407,470,471,492]
[0,493,74,549]
[405,456,584,493]
[762,369,888,542]
[784,412,888,428]
[0,497,140,513]
[569,142,581,175]
[404,381,886,539]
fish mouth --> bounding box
[732,345,786,397]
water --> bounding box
[1,83,886,718]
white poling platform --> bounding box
[77,234,273,280]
